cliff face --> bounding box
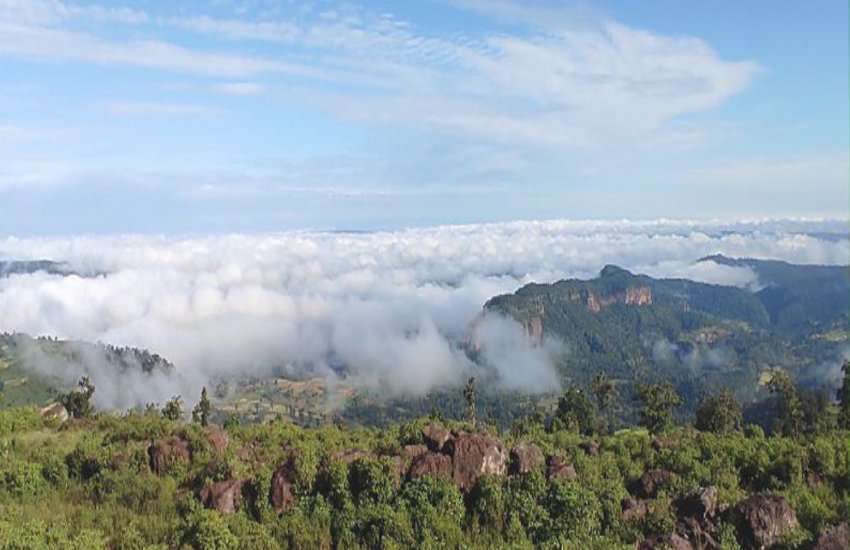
[586,286,652,313]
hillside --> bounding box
[480,259,849,420]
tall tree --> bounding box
[767,370,804,438]
[192,387,212,427]
[637,382,681,434]
[695,389,742,433]
[61,376,96,419]
[464,377,477,430]
[161,395,184,421]
[837,360,850,429]
[591,373,617,433]
[554,386,596,435]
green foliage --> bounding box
[767,370,804,438]
[553,386,597,435]
[161,395,184,421]
[192,387,212,427]
[60,376,95,419]
[838,360,850,430]
[0,519,107,550]
[695,389,743,434]
[637,383,681,434]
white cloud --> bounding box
[687,151,850,190]
[0,219,846,408]
[0,1,758,150]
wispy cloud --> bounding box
[103,100,222,116]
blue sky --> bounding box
[0,0,847,234]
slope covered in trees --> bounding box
[0,371,848,549]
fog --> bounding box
[0,218,847,408]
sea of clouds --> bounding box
[0,218,847,409]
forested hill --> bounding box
[697,255,850,335]
[481,259,849,418]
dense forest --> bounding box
[0,364,848,550]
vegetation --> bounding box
[0,371,846,550]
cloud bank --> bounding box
[0,218,847,408]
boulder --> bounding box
[445,432,507,492]
[422,423,452,452]
[730,494,799,549]
[408,451,452,481]
[622,497,650,523]
[638,533,694,550]
[509,443,544,475]
[402,444,429,460]
[148,435,191,475]
[632,469,676,499]
[546,456,577,482]
[813,523,849,550]
[579,440,600,456]
[676,486,718,521]
[199,479,245,514]
[331,448,374,465]
[204,426,230,454]
[39,402,69,422]
[270,459,297,513]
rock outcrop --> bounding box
[676,486,718,522]
[270,459,297,513]
[445,432,508,492]
[813,523,849,550]
[199,479,245,514]
[204,426,230,454]
[638,533,693,550]
[422,424,451,452]
[509,443,544,475]
[631,469,676,499]
[546,456,577,482]
[408,452,452,481]
[39,402,69,422]
[148,435,191,475]
[730,494,799,549]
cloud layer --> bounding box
[0,218,847,408]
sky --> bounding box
[0,0,848,234]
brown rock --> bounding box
[422,423,452,452]
[204,426,230,454]
[546,456,577,482]
[270,459,297,513]
[408,451,452,481]
[199,479,245,514]
[632,469,676,499]
[580,440,600,456]
[402,444,428,460]
[638,533,693,550]
[148,435,191,475]
[731,494,799,549]
[676,486,718,521]
[446,432,507,492]
[812,522,849,550]
[39,402,69,422]
[622,497,650,523]
[509,443,544,475]
[331,448,374,464]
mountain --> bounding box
[0,333,174,408]
[0,260,73,277]
[480,258,849,417]
[698,255,850,335]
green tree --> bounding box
[161,395,183,421]
[553,386,596,435]
[767,370,804,438]
[837,360,850,430]
[695,389,742,434]
[464,377,477,430]
[60,376,95,419]
[591,373,617,433]
[192,387,212,427]
[637,382,681,434]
